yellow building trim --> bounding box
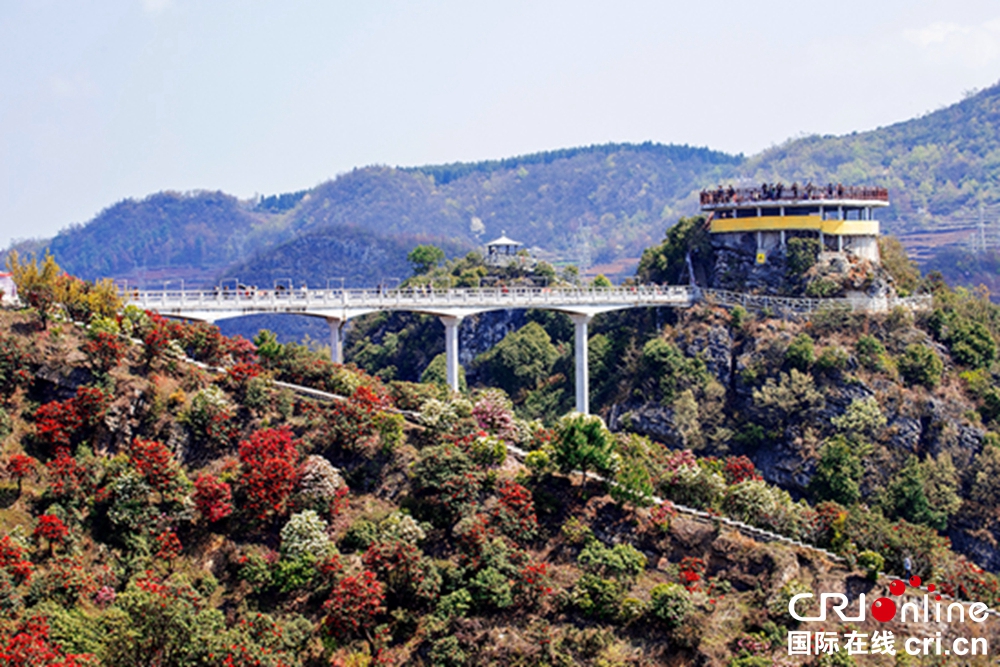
[710,216,879,236]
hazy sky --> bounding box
[2,0,1000,249]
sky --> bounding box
[2,0,1000,249]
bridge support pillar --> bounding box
[440,315,463,393]
[326,317,345,364]
[570,313,592,414]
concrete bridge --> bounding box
[124,285,930,414]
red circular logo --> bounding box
[889,579,905,596]
[871,597,897,622]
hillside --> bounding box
[741,82,1000,231]
[41,190,290,288]
[4,257,1000,665]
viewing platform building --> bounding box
[700,184,888,263]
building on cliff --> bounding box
[700,183,888,264]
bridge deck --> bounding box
[125,284,930,414]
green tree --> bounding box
[421,352,468,392]
[407,244,446,276]
[552,413,614,486]
[637,215,710,284]
[786,237,820,276]
[784,333,815,372]
[101,576,223,667]
[878,236,920,296]
[881,456,937,528]
[808,437,864,506]
[474,322,559,397]
[897,344,943,388]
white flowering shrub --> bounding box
[280,510,334,560]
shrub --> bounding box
[808,437,864,506]
[6,453,35,494]
[182,385,237,449]
[237,427,302,522]
[857,550,884,581]
[34,514,68,553]
[190,476,231,526]
[1,616,91,667]
[752,369,824,428]
[280,510,334,561]
[572,573,624,619]
[340,519,379,553]
[129,437,186,502]
[577,541,646,581]
[660,461,726,509]
[650,583,692,628]
[855,335,888,372]
[784,334,815,372]
[898,344,943,389]
[831,396,887,439]
[640,338,707,403]
[82,331,127,374]
[491,480,538,543]
[786,237,820,275]
[34,400,81,451]
[552,413,614,484]
[322,571,385,640]
[815,346,849,374]
[295,455,345,514]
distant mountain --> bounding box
[42,191,290,287]
[219,225,473,290]
[15,82,1000,298]
[740,82,1000,230]
[283,142,742,265]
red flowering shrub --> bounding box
[237,427,301,521]
[0,616,92,666]
[143,323,173,366]
[46,449,85,501]
[0,535,32,583]
[6,454,35,494]
[154,530,182,561]
[647,502,678,533]
[71,387,107,432]
[678,556,706,592]
[227,362,261,386]
[491,480,538,543]
[723,455,761,484]
[129,438,184,502]
[193,473,233,523]
[81,332,127,374]
[514,562,554,607]
[34,515,68,554]
[34,401,80,451]
[362,539,439,605]
[937,556,1000,605]
[29,557,97,607]
[34,387,107,452]
[322,570,385,640]
[320,389,385,454]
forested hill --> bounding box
[284,143,742,266]
[42,191,287,286]
[740,82,1000,229]
[14,81,1000,289]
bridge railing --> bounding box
[122,285,930,315]
[699,288,932,314]
[122,285,697,310]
